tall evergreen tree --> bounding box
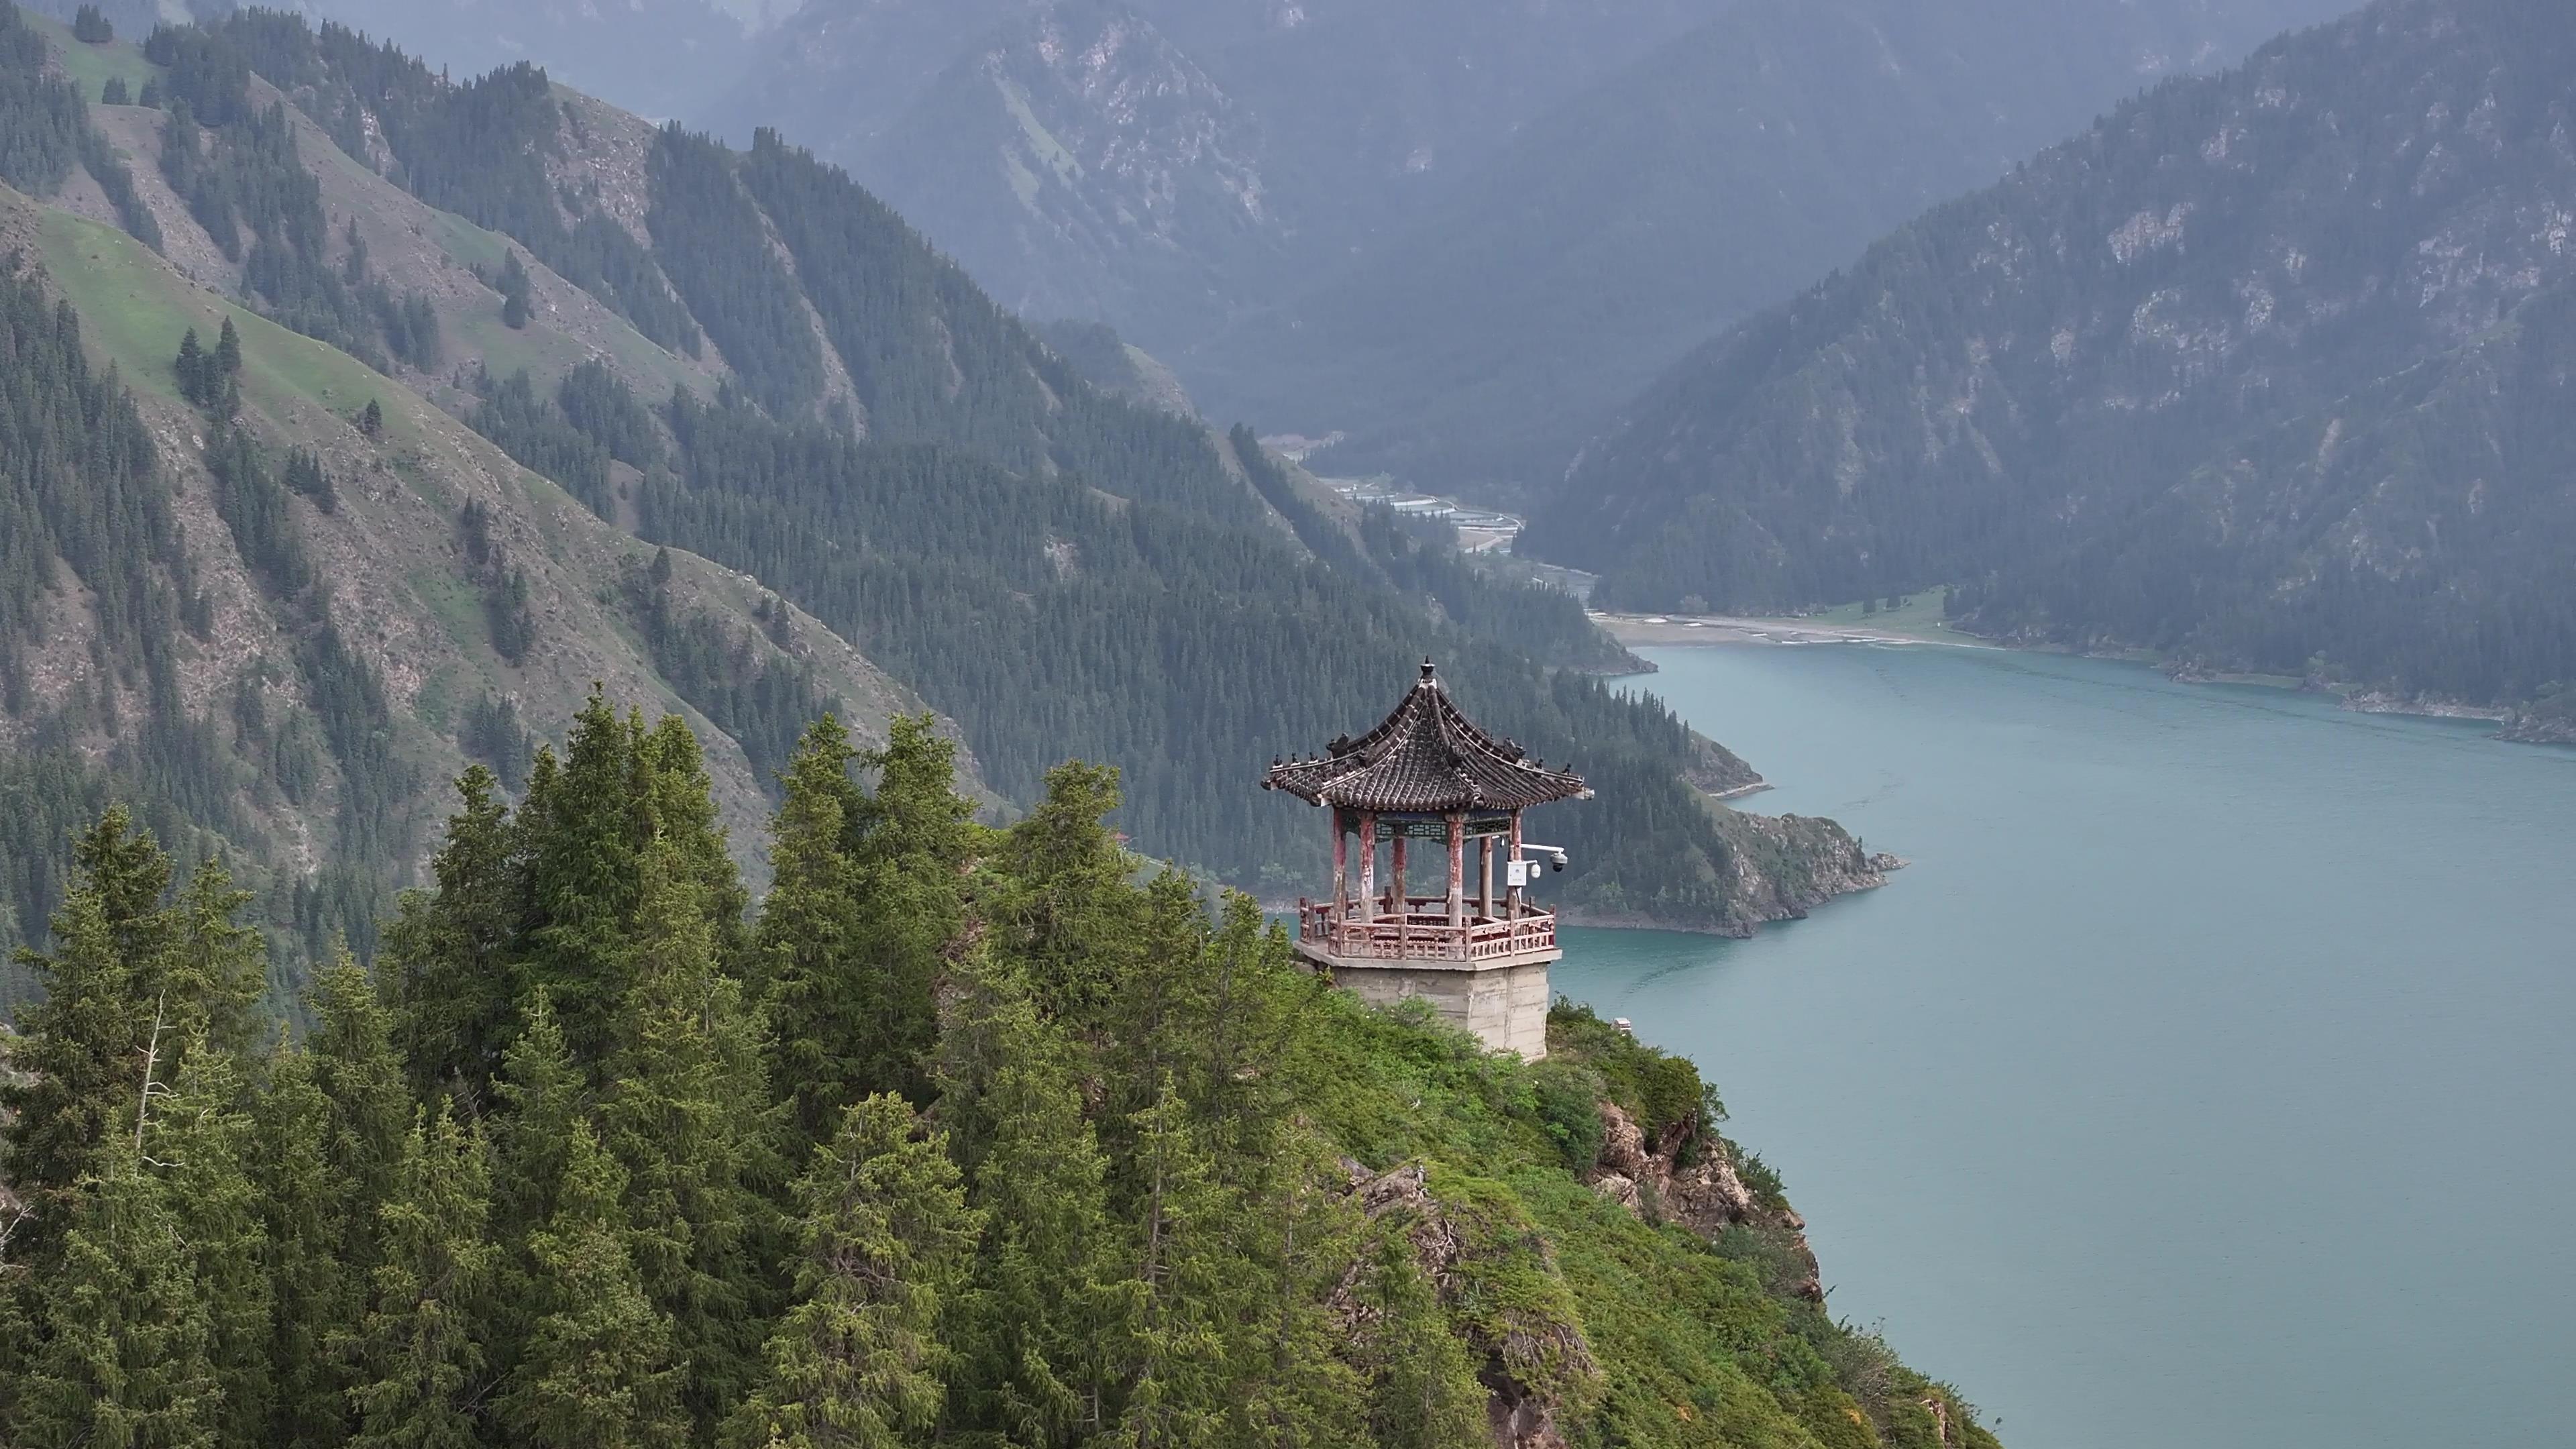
[1118,1075,1246,1449]
[989,762,1142,1027]
[498,1120,688,1449]
[491,991,584,1241]
[342,1103,496,1449]
[753,717,868,1143]
[722,1094,980,1449]
[382,765,527,1104]
[0,808,177,1273]
[843,715,974,1106]
[758,714,975,1142]
[634,713,748,960]
[310,955,415,1289]
[8,1137,220,1449]
[934,965,1140,1444]
[598,837,777,1434]
[164,856,266,1058]
[519,691,645,1065]
[152,1044,276,1447]
[255,1038,361,1449]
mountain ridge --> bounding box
[0,3,1890,975]
[1527,0,2576,714]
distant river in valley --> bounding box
[1554,645,2576,1449]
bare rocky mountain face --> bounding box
[221,0,2357,509]
[1179,0,2363,500]
[843,2,1285,338]
[1527,0,2576,720]
[701,0,1712,347]
[271,0,781,117]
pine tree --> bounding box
[151,1044,276,1446]
[1095,869,1214,1140]
[9,1138,220,1449]
[936,965,1140,1444]
[343,1103,497,1449]
[754,717,867,1143]
[634,713,748,957]
[1119,1075,1244,1449]
[492,992,584,1241]
[175,326,207,404]
[722,1095,980,1449]
[498,250,533,329]
[499,1120,688,1449]
[359,398,383,437]
[164,856,266,1059]
[519,690,646,1065]
[990,761,1142,1027]
[102,75,129,105]
[383,765,526,1103]
[256,1038,362,1448]
[215,316,242,380]
[598,838,777,1434]
[488,992,584,1385]
[310,955,415,1288]
[843,715,974,1105]
[0,808,176,1273]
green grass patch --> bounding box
[36,205,413,446]
[1791,587,1972,641]
[30,14,158,106]
[408,566,489,663]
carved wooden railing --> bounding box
[1295,896,1556,962]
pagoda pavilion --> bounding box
[1262,660,1589,1058]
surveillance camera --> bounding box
[1548,850,1568,872]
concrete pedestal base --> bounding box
[1297,942,1557,1059]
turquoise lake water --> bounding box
[1552,644,2576,1449]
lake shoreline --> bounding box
[1562,643,2576,1449]
[1600,611,2573,741]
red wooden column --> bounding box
[1332,811,1349,918]
[1358,811,1377,920]
[1446,812,1466,928]
[1480,833,1494,919]
[1391,835,1407,909]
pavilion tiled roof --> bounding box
[1262,661,1591,814]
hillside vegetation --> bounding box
[0,4,1893,989]
[1532,0,2576,714]
[0,702,2000,1449]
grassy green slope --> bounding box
[1303,996,2002,1448]
[23,9,152,103]
[15,188,954,894]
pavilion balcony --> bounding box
[1295,896,1558,963]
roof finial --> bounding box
[1421,657,1438,686]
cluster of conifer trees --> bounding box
[203,13,704,358]
[0,0,157,248]
[0,696,1507,1446]
[145,25,443,376]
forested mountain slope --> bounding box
[0,197,930,996]
[1528,0,2576,714]
[1,5,1888,958]
[1183,0,2357,500]
[0,0,958,998]
[0,707,2002,1448]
